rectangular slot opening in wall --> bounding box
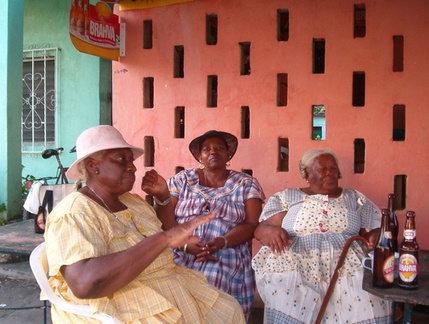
[174,45,184,78]
[312,105,326,140]
[175,166,185,174]
[242,169,253,176]
[143,20,153,49]
[174,106,185,138]
[354,138,365,173]
[143,77,154,108]
[241,106,250,139]
[393,35,404,72]
[394,174,407,210]
[277,9,289,42]
[313,39,325,74]
[144,136,155,167]
[352,72,365,107]
[239,42,251,75]
[277,73,288,106]
[206,14,218,45]
[278,138,289,172]
[354,4,366,38]
[207,75,218,107]
[393,104,405,141]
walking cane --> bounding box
[315,235,370,324]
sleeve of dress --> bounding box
[356,190,382,231]
[243,176,266,202]
[167,170,186,198]
[259,190,289,222]
[45,211,108,276]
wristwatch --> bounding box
[154,196,171,206]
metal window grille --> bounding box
[21,48,59,153]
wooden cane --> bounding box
[315,235,370,324]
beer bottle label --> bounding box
[384,231,392,239]
[36,212,45,230]
[399,254,418,282]
[382,255,395,283]
[403,229,416,240]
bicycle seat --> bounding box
[42,148,63,159]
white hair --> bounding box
[299,148,342,179]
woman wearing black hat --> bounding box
[164,130,265,320]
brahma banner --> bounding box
[119,0,195,10]
[69,0,123,61]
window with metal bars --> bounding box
[21,48,59,153]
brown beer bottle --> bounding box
[373,209,395,288]
[76,0,85,36]
[387,194,399,252]
[398,211,419,289]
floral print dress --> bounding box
[252,188,391,324]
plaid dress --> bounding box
[44,192,245,323]
[252,188,391,324]
[168,169,265,317]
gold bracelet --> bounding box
[183,244,188,253]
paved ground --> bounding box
[0,254,52,324]
[1,254,428,324]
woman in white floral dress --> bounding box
[252,148,391,324]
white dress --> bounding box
[252,188,391,324]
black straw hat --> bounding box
[189,130,238,162]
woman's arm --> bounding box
[141,169,176,230]
[60,212,215,299]
[359,228,380,249]
[254,211,291,254]
[196,198,262,261]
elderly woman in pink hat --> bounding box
[43,125,245,324]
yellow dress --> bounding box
[44,192,244,324]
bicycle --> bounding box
[23,147,75,220]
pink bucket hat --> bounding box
[66,125,144,181]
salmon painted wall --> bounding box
[112,0,429,248]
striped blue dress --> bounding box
[168,168,265,317]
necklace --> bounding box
[87,186,123,220]
[86,186,147,237]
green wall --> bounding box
[22,0,111,185]
[0,0,111,220]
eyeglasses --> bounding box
[203,200,211,213]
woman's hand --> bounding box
[359,228,380,249]
[182,241,219,262]
[163,213,216,248]
[254,212,292,255]
[141,170,170,201]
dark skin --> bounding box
[60,148,215,299]
[254,154,379,255]
[142,136,263,262]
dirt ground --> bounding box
[0,254,52,324]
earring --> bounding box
[198,161,205,169]
[94,169,99,174]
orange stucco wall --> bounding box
[112,0,429,248]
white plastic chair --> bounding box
[30,242,122,324]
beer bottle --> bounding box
[34,206,46,234]
[76,0,85,36]
[372,209,395,288]
[398,211,419,289]
[387,194,399,252]
[69,0,78,32]
[387,194,399,280]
